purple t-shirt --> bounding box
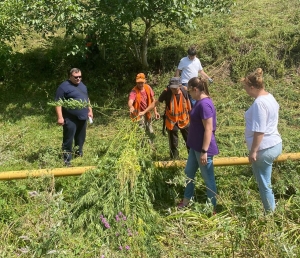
[187,97,219,156]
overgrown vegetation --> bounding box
[1,0,300,257]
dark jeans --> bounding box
[62,117,87,162]
[167,124,189,159]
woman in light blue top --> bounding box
[241,68,282,213]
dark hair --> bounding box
[241,68,264,89]
[188,77,210,96]
[187,46,197,56]
[69,68,81,76]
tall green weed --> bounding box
[70,120,161,256]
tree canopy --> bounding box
[1,0,234,68]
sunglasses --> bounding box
[72,75,82,79]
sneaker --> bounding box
[177,200,186,209]
[177,198,190,209]
[75,150,83,157]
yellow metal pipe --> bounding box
[154,152,300,168]
[0,153,300,181]
[0,166,96,180]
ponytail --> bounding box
[241,68,264,89]
[188,77,210,96]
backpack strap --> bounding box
[165,86,188,104]
[180,86,189,100]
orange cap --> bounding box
[136,73,146,83]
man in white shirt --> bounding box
[175,46,213,106]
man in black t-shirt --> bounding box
[139,77,191,159]
[55,68,93,166]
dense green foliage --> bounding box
[1,0,300,257]
[0,0,233,69]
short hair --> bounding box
[187,46,197,56]
[69,68,81,76]
[241,68,264,89]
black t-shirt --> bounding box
[158,87,189,109]
[55,80,89,120]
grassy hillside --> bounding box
[1,0,300,257]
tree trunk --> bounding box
[140,19,151,69]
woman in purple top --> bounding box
[178,77,219,210]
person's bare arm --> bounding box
[88,98,93,118]
[128,99,135,114]
[199,70,213,82]
[249,132,264,162]
[139,100,160,117]
[175,69,181,77]
[55,106,64,125]
[200,117,213,165]
[152,97,160,119]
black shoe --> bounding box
[75,151,83,158]
[64,161,72,167]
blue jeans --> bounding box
[184,149,217,206]
[251,142,282,212]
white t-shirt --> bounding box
[244,93,282,151]
[177,56,203,83]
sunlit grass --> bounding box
[1,0,300,256]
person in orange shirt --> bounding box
[128,73,160,134]
[140,77,191,159]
